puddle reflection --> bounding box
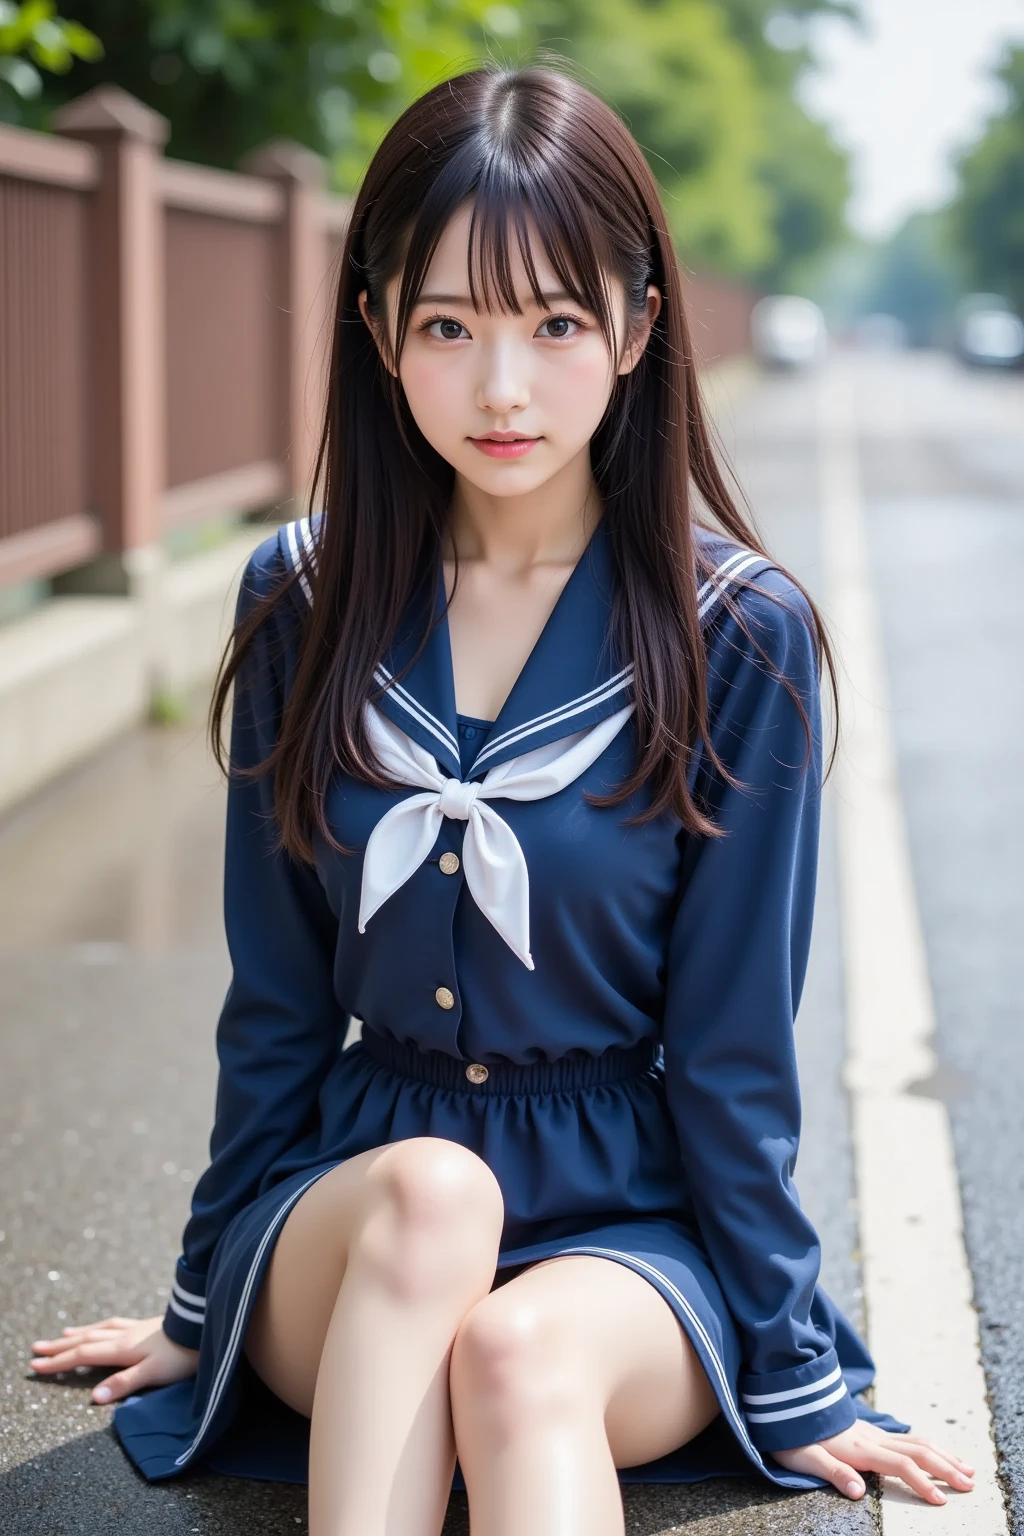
[0,714,226,952]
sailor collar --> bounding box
[279,513,773,781]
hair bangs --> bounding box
[390,138,624,366]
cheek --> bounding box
[399,353,464,445]
[537,344,614,435]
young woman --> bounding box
[29,62,973,1535]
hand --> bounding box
[29,1315,199,1404]
[772,1419,975,1505]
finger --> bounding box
[30,1339,129,1373]
[899,1441,975,1492]
[898,1436,975,1478]
[32,1328,120,1355]
[813,1454,867,1500]
[57,1317,129,1336]
[870,1449,947,1505]
[33,1325,119,1350]
[91,1362,153,1404]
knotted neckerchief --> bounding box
[357,702,635,969]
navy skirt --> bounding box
[113,1028,901,1490]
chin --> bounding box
[453,459,558,494]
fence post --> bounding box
[51,86,168,600]
[240,141,329,517]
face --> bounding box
[357,201,660,498]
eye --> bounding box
[419,315,468,341]
[538,314,584,340]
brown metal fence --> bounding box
[0,84,756,594]
[0,129,99,588]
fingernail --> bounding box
[32,1341,47,1349]
[963,1465,975,1475]
[847,1480,864,1497]
[93,1386,112,1403]
[933,1489,947,1504]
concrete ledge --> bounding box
[160,528,269,696]
[0,599,147,816]
[0,526,269,819]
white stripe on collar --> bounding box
[285,516,316,606]
[372,664,460,759]
[697,550,769,622]
[470,666,635,773]
[281,518,767,627]
[280,521,771,765]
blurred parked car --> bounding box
[750,295,828,370]
[953,293,1024,369]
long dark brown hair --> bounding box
[210,60,837,862]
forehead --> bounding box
[410,200,594,311]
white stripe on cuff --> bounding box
[168,1294,206,1325]
[172,1279,206,1310]
[745,1381,848,1424]
[741,1361,843,1406]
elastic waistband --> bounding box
[359,1027,661,1095]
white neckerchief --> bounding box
[357,701,635,969]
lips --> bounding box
[470,436,541,458]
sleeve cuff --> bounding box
[161,1260,206,1352]
[739,1347,858,1453]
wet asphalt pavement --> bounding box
[1,348,1020,1533]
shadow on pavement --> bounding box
[0,1416,856,1535]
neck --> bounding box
[446,445,603,573]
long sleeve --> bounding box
[661,572,858,1454]
[162,538,343,1350]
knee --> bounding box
[354,1138,504,1300]
[450,1295,587,1440]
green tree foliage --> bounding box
[950,45,1024,314]
[719,0,854,287]
[0,1,102,120]
[22,0,521,166]
[532,0,772,272]
[22,0,852,284]
[513,0,856,281]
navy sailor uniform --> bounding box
[112,514,906,1488]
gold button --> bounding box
[439,852,460,876]
[434,986,455,1010]
[465,1063,489,1084]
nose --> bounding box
[475,336,531,416]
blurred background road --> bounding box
[2,0,1024,1531]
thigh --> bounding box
[243,1145,394,1415]
[460,1254,720,1468]
[243,1138,506,1417]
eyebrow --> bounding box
[414,290,578,307]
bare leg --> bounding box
[243,1138,504,1536]
[449,1254,719,1536]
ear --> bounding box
[617,285,663,377]
[357,288,399,378]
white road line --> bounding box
[818,371,1008,1534]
